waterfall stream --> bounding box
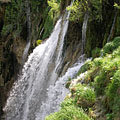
[4,3,86,120]
[36,55,85,120]
[4,12,73,120]
[82,12,89,54]
[22,0,31,65]
[22,41,31,65]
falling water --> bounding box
[22,41,31,64]
[107,13,117,42]
[82,12,89,54]
[22,0,31,64]
[4,12,70,120]
[36,55,85,120]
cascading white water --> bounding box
[82,12,89,54]
[36,55,85,120]
[22,0,31,65]
[4,12,71,120]
[22,41,31,64]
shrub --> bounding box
[101,36,120,56]
[71,83,96,108]
[94,71,107,95]
[105,70,120,115]
[45,105,92,120]
[67,0,102,22]
[93,57,103,67]
[61,98,75,108]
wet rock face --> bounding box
[0,36,26,119]
[0,36,26,83]
[0,5,26,119]
[60,22,83,75]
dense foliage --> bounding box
[1,0,59,40]
[67,0,102,22]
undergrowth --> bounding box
[46,36,120,120]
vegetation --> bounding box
[46,37,120,120]
[46,83,95,120]
[114,3,120,9]
[46,82,96,120]
[1,0,25,37]
[46,105,92,120]
[1,0,57,40]
[67,0,102,22]
[42,0,61,39]
[36,39,42,46]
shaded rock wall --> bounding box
[0,1,48,118]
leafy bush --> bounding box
[67,0,87,22]
[93,57,103,67]
[105,70,120,115]
[93,57,120,95]
[101,37,120,56]
[47,0,60,23]
[67,0,102,22]
[42,0,61,39]
[61,98,75,108]
[71,83,96,108]
[90,0,102,21]
[46,105,92,120]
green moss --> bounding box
[46,105,92,120]
[61,98,75,108]
[70,83,96,108]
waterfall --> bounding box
[107,13,117,42]
[22,0,31,64]
[35,55,85,120]
[4,12,70,120]
[22,41,31,64]
[81,12,89,54]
